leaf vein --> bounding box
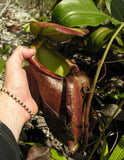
[60,12,108,24]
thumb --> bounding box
[6,46,36,70]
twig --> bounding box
[0,0,11,18]
[87,23,124,160]
[110,131,119,153]
[50,0,61,11]
[96,75,124,94]
[104,59,124,64]
[88,100,124,159]
[97,63,107,83]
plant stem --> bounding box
[86,23,124,160]
[50,0,61,11]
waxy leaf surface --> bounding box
[27,59,90,153]
[30,22,89,42]
[85,26,114,52]
[109,134,124,160]
[28,39,91,153]
[52,0,120,27]
[106,0,124,22]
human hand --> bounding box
[3,46,38,118]
[0,46,38,140]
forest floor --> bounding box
[0,1,124,160]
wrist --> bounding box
[0,87,34,120]
[0,91,29,141]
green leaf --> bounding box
[30,22,89,42]
[109,134,124,160]
[85,26,114,52]
[106,0,124,22]
[119,93,124,99]
[109,44,124,53]
[0,45,10,54]
[115,35,124,47]
[23,23,30,33]
[100,135,109,160]
[51,148,67,160]
[0,59,6,73]
[52,0,120,27]
[110,93,119,100]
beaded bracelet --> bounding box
[0,87,34,119]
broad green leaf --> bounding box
[100,135,109,160]
[52,0,120,27]
[35,42,70,77]
[85,26,114,52]
[106,0,124,22]
[109,134,124,160]
[0,59,6,73]
[51,148,67,160]
[30,22,89,42]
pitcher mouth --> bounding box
[28,54,63,80]
[28,40,71,80]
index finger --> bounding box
[6,46,36,70]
